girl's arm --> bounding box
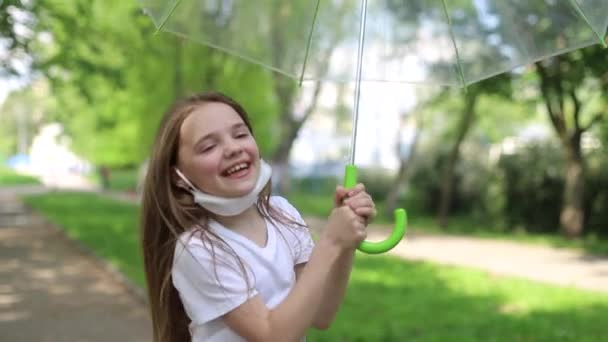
[295,248,355,329]
[299,183,376,329]
[222,206,365,342]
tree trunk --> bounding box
[271,128,297,194]
[270,79,324,194]
[560,144,585,238]
[534,60,598,238]
[385,115,421,215]
[437,92,478,228]
[99,166,111,190]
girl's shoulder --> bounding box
[268,195,304,221]
[173,228,237,271]
[268,195,295,210]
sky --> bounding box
[0,76,27,106]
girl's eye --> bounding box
[235,132,249,138]
[200,145,215,153]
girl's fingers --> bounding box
[344,195,374,210]
[334,185,350,206]
[345,183,365,197]
[354,207,377,219]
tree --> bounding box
[0,0,37,76]
[0,79,50,157]
[533,50,606,238]
[483,0,608,237]
[31,0,278,188]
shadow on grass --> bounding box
[309,256,608,342]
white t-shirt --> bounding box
[172,196,315,342]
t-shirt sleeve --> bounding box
[271,196,315,265]
[171,238,258,325]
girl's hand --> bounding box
[335,183,377,225]
[323,205,367,250]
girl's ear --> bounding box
[173,168,192,191]
[175,179,189,190]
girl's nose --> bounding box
[223,139,243,158]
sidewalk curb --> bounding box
[23,203,150,307]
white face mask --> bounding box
[174,159,272,216]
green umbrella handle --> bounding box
[343,164,407,254]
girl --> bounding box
[140,91,376,342]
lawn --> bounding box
[88,168,140,192]
[0,167,41,186]
[22,191,608,341]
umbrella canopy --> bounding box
[139,0,608,254]
[140,0,607,86]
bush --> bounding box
[357,167,397,201]
[497,143,564,233]
[291,175,339,195]
[497,141,608,236]
[408,143,500,220]
[585,149,608,237]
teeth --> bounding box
[226,163,248,175]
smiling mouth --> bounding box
[221,162,251,177]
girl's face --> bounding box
[177,102,260,198]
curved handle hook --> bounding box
[343,164,408,254]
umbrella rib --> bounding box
[155,0,183,34]
[299,0,322,86]
[566,0,607,47]
[440,0,467,88]
[349,0,369,165]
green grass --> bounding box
[22,191,608,341]
[0,167,41,186]
[88,168,139,192]
[310,255,608,341]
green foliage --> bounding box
[498,141,608,236]
[408,143,497,218]
[0,0,36,76]
[357,168,396,202]
[33,0,279,168]
[291,175,340,195]
[585,149,608,236]
[498,143,564,233]
[0,80,52,157]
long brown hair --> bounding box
[140,91,303,342]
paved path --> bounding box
[0,188,152,342]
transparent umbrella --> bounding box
[139,0,608,254]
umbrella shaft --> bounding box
[350,0,368,166]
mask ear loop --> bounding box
[174,168,198,192]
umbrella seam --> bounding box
[566,0,607,47]
[155,0,183,33]
[440,0,467,89]
[299,0,322,86]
